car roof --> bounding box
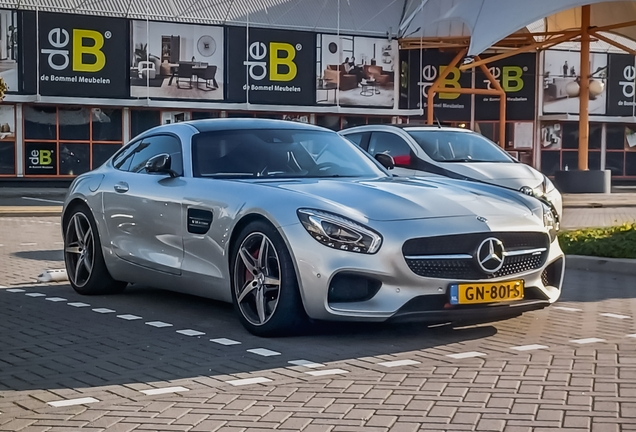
[342,124,474,134]
[187,118,328,133]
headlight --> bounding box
[542,203,558,242]
[297,209,382,254]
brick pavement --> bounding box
[1,217,636,431]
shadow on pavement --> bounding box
[559,269,636,303]
[0,282,498,393]
[12,250,64,262]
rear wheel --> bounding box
[64,206,127,295]
[230,221,308,336]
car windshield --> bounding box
[192,129,387,179]
[407,130,514,163]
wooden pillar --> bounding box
[578,5,591,170]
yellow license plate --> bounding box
[449,280,524,305]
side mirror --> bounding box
[145,153,178,177]
[374,153,395,170]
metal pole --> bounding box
[246,7,250,107]
[36,4,40,100]
[336,0,340,109]
[146,11,149,104]
[578,5,591,171]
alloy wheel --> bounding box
[234,232,282,326]
[64,213,95,288]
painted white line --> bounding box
[247,348,281,357]
[45,297,67,302]
[22,196,64,204]
[306,369,349,377]
[553,306,582,312]
[447,352,487,359]
[211,338,241,346]
[117,314,142,321]
[140,386,189,396]
[600,313,631,320]
[19,243,37,246]
[68,302,90,307]
[25,293,46,297]
[378,359,421,368]
[226,377,272,386]
[54,242,64,245]
[6,289,25,293]
[0,244,4,247]
[176,329,205,337]
[627,334,636,338]
[92,308,116,314]
[145,321,173,328]
[510,344,549,351]
[570,338,606,345]
[48,397,99,407]
[288,360,324,368]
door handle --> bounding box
[114,182,129,193]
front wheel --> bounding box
[64,206,127,295]
[230,221,308,336]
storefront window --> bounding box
[607,124,626,150]
[191,111,220,120]
[24,105,123,177]
[540,151,560,176]
[0,105,16,175]
[131,109,160,137]
[606,151,625,176]
[0,142,15,175]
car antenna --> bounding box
[434,114,442,128]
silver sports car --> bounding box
[62,119,564,336]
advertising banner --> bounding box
[21,12,129,98]
[130,21,224,101]
[315,34,397,107]
[474,53,536,121]
[607,53,636,117]
[25,142,56,175]
[226,26,315,105]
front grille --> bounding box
[403,232,548,280]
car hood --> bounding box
[254,177,535,222]
[438,162,543,190]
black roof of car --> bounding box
[188,118,328,133]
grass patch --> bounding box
[558,223,636,259]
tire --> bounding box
[63,205,127,295]
[230,220,308,336]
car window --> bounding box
[343,133,365,146]
[112,141,141,172]
[368,132,412,167]
[192,129,386,179]
[407,130,514,163]
[129,135,184,175]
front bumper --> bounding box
[281,215,565,322]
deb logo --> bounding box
[30,149,53,167]
[244,41,301,82]
[41,27,112,73]
[420,64,462,100]
[483,66,526,92]
[620,65,635,98]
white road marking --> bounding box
[21,196,64,204]
[117,314,142,321]
[247,348,281,357]
[378,359,421,367]
[306,369,349,377]
[570,338,606,344]
[140,386,189,396]
[25,293,46,297]
[48,397,99,407]
[600,313,631,320]
[447,352,487,359]
[553,306,582,312]
[510,344,549,351]
[19,243,37,246]
[145,321,173,328]
[176,329,205,337]
[210,338,241,346]
[6,289,25,293]
[45,297,67,302]
[288,360,324,368]
[226,377,272,386]
[68,302,90,307]
[92,308,116,314]
[628,334,636,338]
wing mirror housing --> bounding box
[145,153,178,177]
[374,153,395,170]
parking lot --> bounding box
[1,216,636,431]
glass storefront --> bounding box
[0,105,16,176]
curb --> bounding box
[0,206,62,218]
[566,255,636,276]
[563,204,636,209]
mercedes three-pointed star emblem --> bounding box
[476,237,505,273]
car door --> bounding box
[367,131,418,176]
[102,134,185,275]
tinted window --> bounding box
[129,135,183,175]
[192,129,385,179]
[343,133,365,146]
[408,130,514,163]
[368,132,412,167]
[112,141,142,172]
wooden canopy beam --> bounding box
[590,30,636,56]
